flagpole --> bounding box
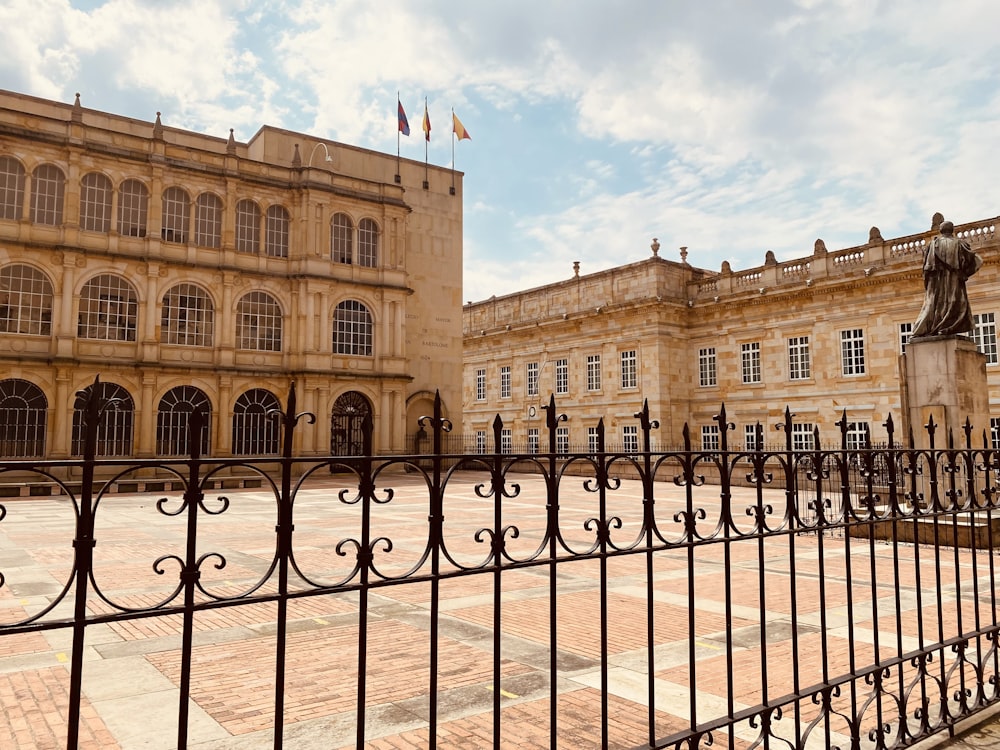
[396,91,401,183]
[423,97,429,189]
[451,108,456,194]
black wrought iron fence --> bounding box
[1,382,999,749]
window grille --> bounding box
[235,199,261,253]
[741,342,762,384]
[555,358,569,395]
[30,164,65,225]
[358,218,378,267]
[788,336,811,380]
[0,264,53,336]
[0,155,25,220]
[973,313,998,365]
[899,322,913,355]
[840,329,866,375]
[333,300,372,356]
[526,362,539,397]
[71,381,134,456]
[699,347,717,387]
[236,291,282,351]
[161,283,214,346]
[117,179,148,237]
[702,424,720,451]
[156,386,211,456]
[331,391,372,456]
[622,424,639,454]
[331,213,353,264]
[194,193,223,248]
[265,205,289,258]
[161,187,190,243]
[0,378,47,458]
[527,428,539,454]
[500,366,511,399]
[475,369,486,401]
[232,389,280,455]
[620,350,637,389]
[77,274,137,341]
[587,354,602,391]
[556,427,569,454]
[79,172,112,232]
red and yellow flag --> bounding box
[422,103,431,142]
[453,112,471,141]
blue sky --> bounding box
[3,0,999,302]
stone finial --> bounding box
[573,261,580,277]
[721,260,732,275]
[764,250,777,266]
[814,239,827,255]
[71,93,82,123]
[931,212,944,231]
[292,143,302,168]
[226,128,236,154]
[153,112,163,140]
[650,238,660,257]
[868,226,883,243]
[679,246,688,264]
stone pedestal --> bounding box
[900,335,990,448]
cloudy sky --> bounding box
[2,0,998,301]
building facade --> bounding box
[463,217,1000,453]
[0,89,463,461]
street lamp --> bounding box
[308,142,333,167]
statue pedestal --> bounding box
[900,335,989,448]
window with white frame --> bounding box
[79,172,112,233]
[0,156,25,220]
[741,342,762,384]
[265,205,290,258]
[701,424,720,451]
[527,428,539,454]
[788,336,810,380]
[358,218,378,267]
[333,300,373,356]
[331,212,353,264]
[992,418,1000,451]
[622,424,639,454]
[236,199,261,254]
[77,274,137,341]
[973,313,998,365]
[899,322,913,355]
[840,329,866,375]
[555,358,568,395]
[587,354,602,391]
[475,430,487,454]
[500,365,511,399]
[501,428,512,454]
[161,186,189,243]
[236,291,282,351]
[846,421,870,451]
[587,426,601,455]
[194,192,223,248]
[30,164,65,225]
[556,427,569,454]
[792,423,815,451]
[475,369,486,401]
[699,347,717,387]
[161,283,214,347]
[117,179,148,237]
[744,424,761,452]
[0,264,53,336]
[620,349,637,389]
[526,362,539,397]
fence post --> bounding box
[541,393,566,747]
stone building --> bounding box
[463,217,1000,453]
[0,89,463,462]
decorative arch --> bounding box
[331,390,372,456]
[77,274,138,341]
[156,385,212,457]
[0,378,47,458]
[71,381,134,456]
[232,388,280,455]
[0,264,53,336]
[333,299,373,356]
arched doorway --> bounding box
[330,391,372,456]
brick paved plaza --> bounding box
[0,470,998,749]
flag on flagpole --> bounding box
[422,102,431,142]
[397,99,410,136]
[452,112,471,140]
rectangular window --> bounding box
[556,427,569,454]
[620,350,637,390]
[701,424,720,451]
[587,354,602,391]
[475,430,487,454]
[899,322,913,355]
[501,428,512,454]
[587,426,600,455]
[699,347,717,387]
[973,313,998,365]
[475,369,486,402]
[622,424,639,455]
[792,423,815,451]
[527,428,539,454]
[500,365,511,399]
[840,329,866,375]
[788,336,811,380]
[744,424,761,452]
[992,418,1000,451]
[555,358,569,395]
[846,422,870,451]
[741,342,762,384]
[526,362,539,397]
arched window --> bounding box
[236,291,282,351]
[0,156,26,220]
[331,212,353,264]
[358,218,379,267]
[331,391,372,456]
[0,379,47,458]
[78,274,138,341]
[195,192,223,248]
[0,264,53,335]
[71,381,134,456]
[156,385,211,457]
[79,172,112,232]
[265,204,289,258]
[30,164,65,225]
[161,283,214,346]
[117,179,148,238]
[161,186,190,243]
[232,388,280,455]
[236,199,261,254]
[333,300,372,356]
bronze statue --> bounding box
[912,220,983,337]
